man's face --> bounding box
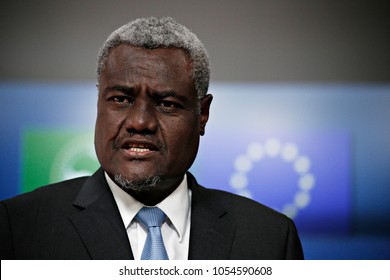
[95,45,211,199]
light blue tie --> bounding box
[136,207,169,260]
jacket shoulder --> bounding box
[191,182,304,259]
[0,176,92,260]
[205,187,290,224]
[1,176,89,209]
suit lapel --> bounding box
[69,170,235,259]
[187,173,236,260]
[69,168,133,259]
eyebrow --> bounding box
[104,85,190,103]
[153,90,177,98]
[153,90,189,103]
[104,85,134,95]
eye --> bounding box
[112,96,131,103]
[159,100,175,108]
[157,100,181,112]
[106,95,134,106]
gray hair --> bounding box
[97,17,210,99]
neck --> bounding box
[122,175,184,206]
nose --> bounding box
[124,99,158,135]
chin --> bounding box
[113,172,162,192]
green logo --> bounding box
[22,128,99,193]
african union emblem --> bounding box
[22,129,99,193]
[229,138,315,219]
[50,133,99,183]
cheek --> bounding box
[96,109,123,134]
[94,110,124,153]
[166,117,201,155]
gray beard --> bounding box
[114,173,161,192]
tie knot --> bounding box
[136,207,166,228]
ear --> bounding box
[199,94,213,136]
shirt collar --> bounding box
[105,172,190,242]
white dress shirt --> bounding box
[105,172,191,260]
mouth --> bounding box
[120,140,159,157]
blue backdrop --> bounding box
[1,82,389,259]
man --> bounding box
[0,17,303,260]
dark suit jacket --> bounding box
[0,168,304,259]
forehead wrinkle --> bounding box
[101,46,195,98]
[113,65,189,93]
